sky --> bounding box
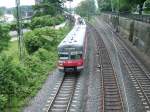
[0,0,85,8]
[0,0,35,8]
[64,0,98,9]
[64,0,85,8]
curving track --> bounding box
[43,74,78,112]
[90,25,125,112]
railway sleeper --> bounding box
[54,100,69,104]
[105,101,122,106]
[104,106,122,110]
[104,98,121,102]
[50,108,66,112]
[57,94,71,97]
[105,94,120,98]
[104,88,119,92]
[104,91,119,95]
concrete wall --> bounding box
[100,13,150,57]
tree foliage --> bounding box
[33,0,62,17]
[126,0,147,14]
[0,53,30,110]
[98,0,112,11]
[98,0,147,14]
[76,0,96,17]
[0,7,5,17]
[30,15,65,29]
[24,26,65,54]
[0,24,10,52]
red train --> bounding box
[57,16,87,73]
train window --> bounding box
[70,54,82,60]
[59,54,69,60]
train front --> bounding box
[58,46,84,73]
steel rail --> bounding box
[46,76,65,112]
[101,20,150,111]
[46,75,77,112]
[114,36,150,107]
[91,25,124,112]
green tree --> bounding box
[98,0,147,14]
[98,0,132,12]
[24,27,58,54]
[30,15,64,29]
[98,0,112,11]
[76,0,96,18]
[144,0,150,13]
[33,0,63,17]
[112,0,132,12]
[0,7,6,17]
[126,0,147,14]
[0,9,4,17]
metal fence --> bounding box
[103,12,150,24]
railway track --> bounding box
[43,74,78,112]
[113,35,150,111]
[92,19,150,111]
[91,26,125,112]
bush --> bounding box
[0,53,31,110]
[0,24,11,52]
[0,95,7,111]
[34,48,52,62]
[9,22,17,31]
[30,15,65,29]
[34,48,57,67]
[24,27,59,54]
[8,22,31,31]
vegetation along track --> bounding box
[112,31,150,111]
[90,25,125,112]
[43,74,78,112]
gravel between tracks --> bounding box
[84,26,101,112]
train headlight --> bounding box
[58,61,64,66]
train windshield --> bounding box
[70,54,82,60]
[59,54,69,60]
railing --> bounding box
[103,11,150,24]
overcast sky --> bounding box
[64,0,85,8]
[0,0,84,8]
[0,0,35,8]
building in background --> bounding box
[0,14,15,23]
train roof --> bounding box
[58,24,86,50]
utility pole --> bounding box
[88,0,90,20]
[117,0,120,32]
[111,0,114,12]
[16,0,24,62]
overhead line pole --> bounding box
[117,0,120,32]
